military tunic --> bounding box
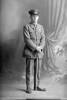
[23,23,45,89]
[23,23,45,58]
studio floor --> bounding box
[0,72,67,100]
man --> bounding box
[23,9,46,93]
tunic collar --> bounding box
[29,22,39,29]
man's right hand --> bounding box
[36,46,42,53]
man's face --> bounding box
[30,15,39,23]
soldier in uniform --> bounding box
[23,9,46,93]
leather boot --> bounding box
[26,86,32,93]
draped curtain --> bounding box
[43,0,66,73]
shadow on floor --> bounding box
[16,99,61,100]
[26,99,61,100]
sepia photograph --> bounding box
[0,0,67,100]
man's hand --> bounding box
[36,46,42,53]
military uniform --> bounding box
[23,9,45,92]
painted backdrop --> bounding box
[0,0,67,78]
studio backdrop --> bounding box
[1,0,67,77]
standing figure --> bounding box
[23,9,46,93]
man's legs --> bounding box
[26,58,34,93]
[37,59,42,87]
[34,58,42,90]
[34,58,46,91]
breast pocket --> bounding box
[29,31,36,40]
[37,32,41,41]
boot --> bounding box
[37,86,46,91]
[26,86,32,93]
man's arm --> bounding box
[23,25,37,51]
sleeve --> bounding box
[39,26,45,49]
[23,25,37,51]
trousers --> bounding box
[26,58,42,89]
